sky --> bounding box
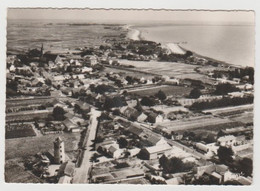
[7,9,255,25]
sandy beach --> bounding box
[164,43,186,55]
[127,27,141,41]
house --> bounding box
[127,125,144,137]
[63,118,80,132]
[137,113,148,123]
[194,164,233,184]
[138,144,172,160]
[53,75,65,83]
[74,101,90,113]
[82,66,93,73]
[53,99,68,109]
[120,106,140,121]
[31,78,44,87]
[146,135,168,146]
[217,135,236,147]
[195,142,218,158]
[108,146,125,159]
[57,161,75,184]
[128,148,141,157]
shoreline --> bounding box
[126,25,246,69]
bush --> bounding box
[155,90,167,101]
[53,106,66,121]
[189,88,201,99]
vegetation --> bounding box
[217,146,234,164]
[189,88,201,98]
[155,90,167,101]
[190,96,254,110]
[235,157,253,177]
[159,155,194,173]
[52,106,66,121]
[214,83,240,95]
[140,96,156,106]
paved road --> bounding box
[73,108,101,183]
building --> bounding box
[146,135,168,146]
[57,161,75,184]
[138,144,172,160]
[137,113,148,123]
[54,137,66,164]
[195,142,218,158]
[108,146,125,159]
[217,135,236,147]
[194,164,234,184]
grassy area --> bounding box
[103,67,154,79]
[5,132,80,160]
[119,60,198,78]
[129,85,192,97]
[5,160,44,183]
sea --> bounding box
[136,25,255,67]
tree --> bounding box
[189,88,201,99]
[155,90,167,101]
[140,96,156,106]
[237,158,253,177]
[214,83,239,95]
[159,155,194,173]
[217,146,234,163]
[53,106,66,121]
[117,137,128,148]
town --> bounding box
[5,24,254,185]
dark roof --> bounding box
[58,162,75,177]
[128,125,143,136]
[146,135,162,145]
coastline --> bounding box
[126,25,245,69]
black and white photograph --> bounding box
[3,7,256,186]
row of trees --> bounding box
[190,96,254,110]
[159,155,194,174]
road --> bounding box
[73,108,101,183]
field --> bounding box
[5,132,80,160]
[103,66,154,79]
[6,128,36,139]
[157,115,244,133]
[5,160,44,183]
[6,97,54,108]
[129,85,192,97]
[6,110,52,122]
[119,60,204,79]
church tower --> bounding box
[54,137,65,164]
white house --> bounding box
[217,135,236,147]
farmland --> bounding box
[6,110,52,122]
[5,132,80,160]
[128,85,192,97]
[119,60,203,79]
[6,128,36,139]
[103,66,155,79]
[5,160,44,183]
[156,115,244,133]
[6,97,54,108]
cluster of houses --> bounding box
[24,137,75,183]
